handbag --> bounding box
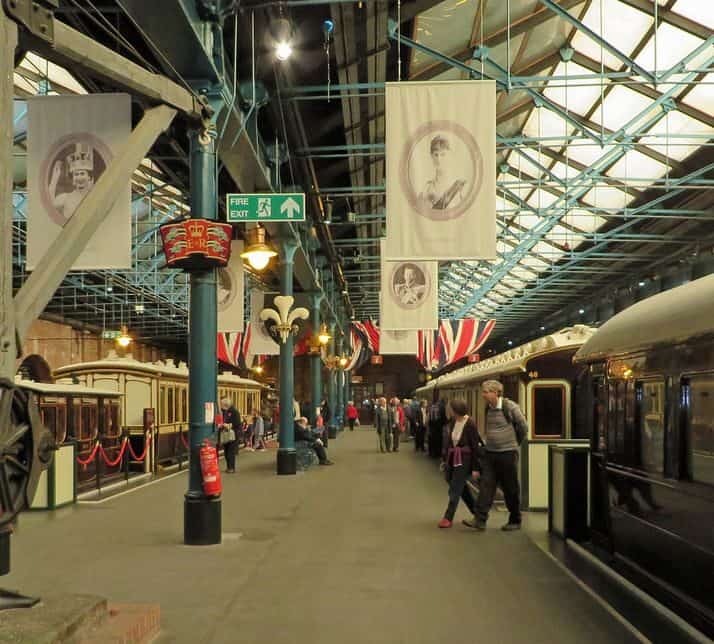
[221,427,236,443]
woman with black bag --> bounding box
[438,399,483,529]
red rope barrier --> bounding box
[77,441,100,466]
[99,438,127,467]
[179,430,189,449]
[127,432,152,462]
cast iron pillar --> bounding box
[327,323,337,438]
[309,292,323,427]
[184,128,221,545]
[277,237,299,475]
[336,334,344,430]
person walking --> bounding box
[467,380,528,531]
[374,397,390,453]
[390,398,404,452]
[438,399,483,528]
[252,409,265,450]
[219,397,241,473]
[414,399,428,452]
[346,401,359,431]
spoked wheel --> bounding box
[0,379,54,530]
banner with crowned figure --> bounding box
[217,240,244,332]
[26,94,132,270]
[380,240,438,330]
[249,289,280,356]
[385,81,496,261]
[379,329,418,355]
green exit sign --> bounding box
[226,193,305,222]
[102,330,121,339]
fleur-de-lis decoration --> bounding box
[259,296,309,344]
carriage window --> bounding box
[159,386,167,424]
[81,402,97,440]
[608,381,627,462]
[180,388,187,423]
[167,386,175,424]
[636,380,665,475]
[687,375,714,486]
[531,385,565,438]
[104,401,120,438]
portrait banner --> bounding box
[385,80,496,261]
[249,289,280,356]
[380,240,438,330]
[27,94,132,270]
[217,240,244,332]
[379,329,418,355]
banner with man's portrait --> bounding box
[385,81,496,261]
[26,94,132,270]
[217,240,244,332]
[380,329,418,355]
[380,240,438,330]
[249,289,280,356]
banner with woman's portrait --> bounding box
[26,94,131,270]
[217,240,244,332]
[385,81,496,261]
[380,240,438,330]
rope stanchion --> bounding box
[77,441,100,466]
[99,437,128,467]
[127,431,152,462]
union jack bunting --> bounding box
[346,320,380,371]
[418,319,495,372]
[217,323,253,369]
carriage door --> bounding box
[590,375,612,549]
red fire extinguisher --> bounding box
[200,440,222,497]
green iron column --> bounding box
[184,127,221,545]
[336,334,344,430]
[327,323,337,438]
[277,236,299,475]
[309,292,323,427]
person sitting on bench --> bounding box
[294,417,333,466]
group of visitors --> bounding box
[438,380,527,532]
[217,398,267,473]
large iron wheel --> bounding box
[0,379,53,529]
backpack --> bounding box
[502,398,527,445]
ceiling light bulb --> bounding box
[247,251,274,270]
[276,42,292,61]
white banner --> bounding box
[385,80,496,261]
[380,240,438,330]
[27,94,132,270]
[249,289,280,355]
[217,240,244,332]
[380,329,418,355]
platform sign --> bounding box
[226,193,305,222]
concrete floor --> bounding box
[3,428,638,644]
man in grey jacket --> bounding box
[466,380,527,531]
[374,397,391,453]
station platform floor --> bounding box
[4,428,641,644]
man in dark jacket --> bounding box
[294,417,333,465]
[219,397,241,473]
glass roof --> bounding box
[415,0,714,336]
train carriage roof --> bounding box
[14,377,123,397]
[416,325,595,394]
[575,274,714,363]
[54,353,266,388]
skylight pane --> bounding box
[507,149,546,180]
[571,0,653,70]
[549,162,579,180]
[524,107,574,139]
[520,256,549,273]
[582,186,635,209]
[591,86,655,132]
[526,189,559,209]
[563,208,606,233]
[682,73,714,117]
[606,149,669,187]
[645,110,713,161]
[515,212,539,230]
[673,0,714,30]
[544,61,608,116]
[634,23,703,75]
[568,142,617,167]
